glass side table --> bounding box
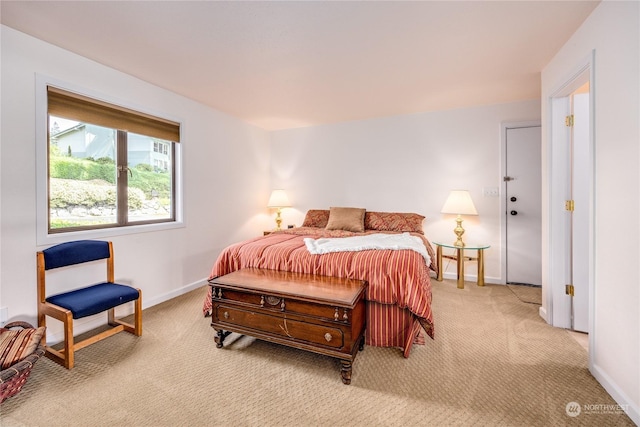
[433,242,490,289]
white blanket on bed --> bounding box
[303,232,430,265]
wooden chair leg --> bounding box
[63,311,74,369]
[108,308,116,326]
[37,308,46,346]
[134,290,142,336]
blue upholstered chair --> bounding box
[36,240,142,369]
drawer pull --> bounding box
[266,296,281,306]
[262,295,282,308]
[223,311,229,319]
[324,333,332,342]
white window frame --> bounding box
[35,74,185,246]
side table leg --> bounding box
[340,360,352,385]
[456,248,465,289]
[436,245,443,281]
[477,249,485,286]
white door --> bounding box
[548,60,593,334]
[505,126,542,286]
[571,92,590,332]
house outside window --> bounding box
[47,86,180,233]
[153,141,168,155]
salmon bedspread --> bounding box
[203,227,436,357]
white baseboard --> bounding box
[538,306,548,323]
[590,363,639,425]
[45,278,208,345]
[142,277,207,309]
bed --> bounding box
[203,208,437,358]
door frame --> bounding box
[500,120,541,285]
[546,51,595,348]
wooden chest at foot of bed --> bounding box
[208,268,367,384]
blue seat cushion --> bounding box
[46,283,139,319]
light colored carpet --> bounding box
[506,283,542,305]
[0,279,633,426]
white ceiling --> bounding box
[1,1,599,131]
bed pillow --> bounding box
[325,207,366,232]
[364,211,425,234]
[0,326,46,369]
[301,209,330,228]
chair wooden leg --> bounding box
[63,311,74,369]
[134,290,142,336]
[37,307,47,346]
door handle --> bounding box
[510,210,518,216]
[117,165,133,178]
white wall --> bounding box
[270,100,541,283]
[0,26,271,339]
[541,1,639,423]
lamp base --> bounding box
[274,209,283,230]
[453,215,465,247]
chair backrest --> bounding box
[41,240,111,270]
[37,240,115,304]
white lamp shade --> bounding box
[267,190,291,208]
[441,190,478,215]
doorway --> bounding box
[548,54,594,337]
[503,125,542,286]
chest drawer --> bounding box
[214,304,346,349]
[215,288,353,322]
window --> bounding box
[153,141,168,155]
[47,86,180,233]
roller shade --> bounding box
[48,86,180,142]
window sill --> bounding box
[37,220,185,247]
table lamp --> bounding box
[267,189,291,230]
[441,190,478,247]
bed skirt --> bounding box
[365,301,428,358]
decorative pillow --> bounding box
[364,211,425,234]
[301,209,330,228]
[0,326,46,369]
[325,207,366,232]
